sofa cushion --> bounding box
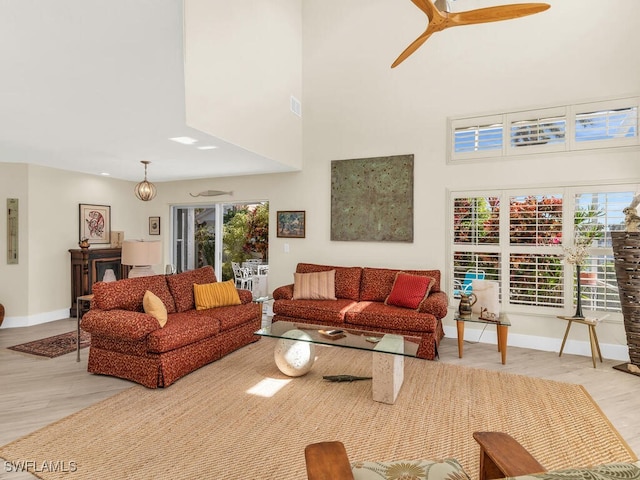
[345,301,438,332]
[93,275,176,314]
[208,302,263,332]
[351,458,470,480]
[293,270,337,300]
[166,266,217,312]
[385,272,435,310]
[143,290,168,327]
[296,263,362,301]
[194,280,241,310]
[360,268,441,302]
[513,462,640,480]
[273,298,357,324]
[147,310,221,353]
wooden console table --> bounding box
[557,315,603,368]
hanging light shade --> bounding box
[134,160,157,201]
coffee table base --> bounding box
[271,333,406,404]
[273,330,316,377]
[372,352,404,404]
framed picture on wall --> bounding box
[79,203,111,244]
[277,210,305,238]
[149,216,160,235]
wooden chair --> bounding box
[304,432,545,480]
[305,441,354,480]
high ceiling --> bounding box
[0,0,290,183]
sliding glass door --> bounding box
[171,202,268,281]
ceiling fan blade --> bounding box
[391,28,436,68]
[448,3,550,26]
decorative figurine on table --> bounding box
[479,307,498,322]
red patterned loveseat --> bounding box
[81,266,261,388]
[272,263,448,360]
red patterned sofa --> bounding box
[81,266,261,388]
[272,263,448,360]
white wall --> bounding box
[0,163,159,327]
[184,0,303,171]
[258,0,640,359]
[2,0,639,360]
[0,163,28,320]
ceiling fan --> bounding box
[391,0,550,68]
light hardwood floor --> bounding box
[0,318,638,479]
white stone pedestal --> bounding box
[273,330,316,377]
[372,335,405,404]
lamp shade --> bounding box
[121,240,162,269]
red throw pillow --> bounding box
[384,272,435,310]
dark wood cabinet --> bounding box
[69,248,131,317]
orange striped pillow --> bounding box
[293,270,337,300]
[193,280,242,310]
[384,272,435,310]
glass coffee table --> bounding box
[255,320,421,404]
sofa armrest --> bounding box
[81,309,160,341]
[473,431,545,480]
[237,288,253,304]
[273,284,294,300]
[419,291,448,319]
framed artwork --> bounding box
[149,216,160,235]
[331,154,414,242]
[79,203,111,245]
[277,211,305,238]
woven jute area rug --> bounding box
[0,338,636,479]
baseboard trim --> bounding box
[0,309,70,329]
[443,325,630,362]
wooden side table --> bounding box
[76,294,93,362]
[455,313,510,364]
[557,315,603,368]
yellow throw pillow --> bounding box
[143,290,168,327]
[293,270,337,300]
[194,280,242,310]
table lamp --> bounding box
[121,240,162,278]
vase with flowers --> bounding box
[562,239,591,319]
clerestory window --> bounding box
[449,97,639,162]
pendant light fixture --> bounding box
[134,160,157,201]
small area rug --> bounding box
[0,339,635,479]
[7,331,90,358]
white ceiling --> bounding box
[0,0,290,183]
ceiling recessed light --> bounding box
[100,172,111,176]
[197,145,218,150]
[169,136,198,145]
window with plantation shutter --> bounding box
[573,99,638,149]
[449,187,635,317]
[509,115,566,149]
[453,122,503,154]
[509,194,562,245]
[449,96,639,162]
[575,107,637,142]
